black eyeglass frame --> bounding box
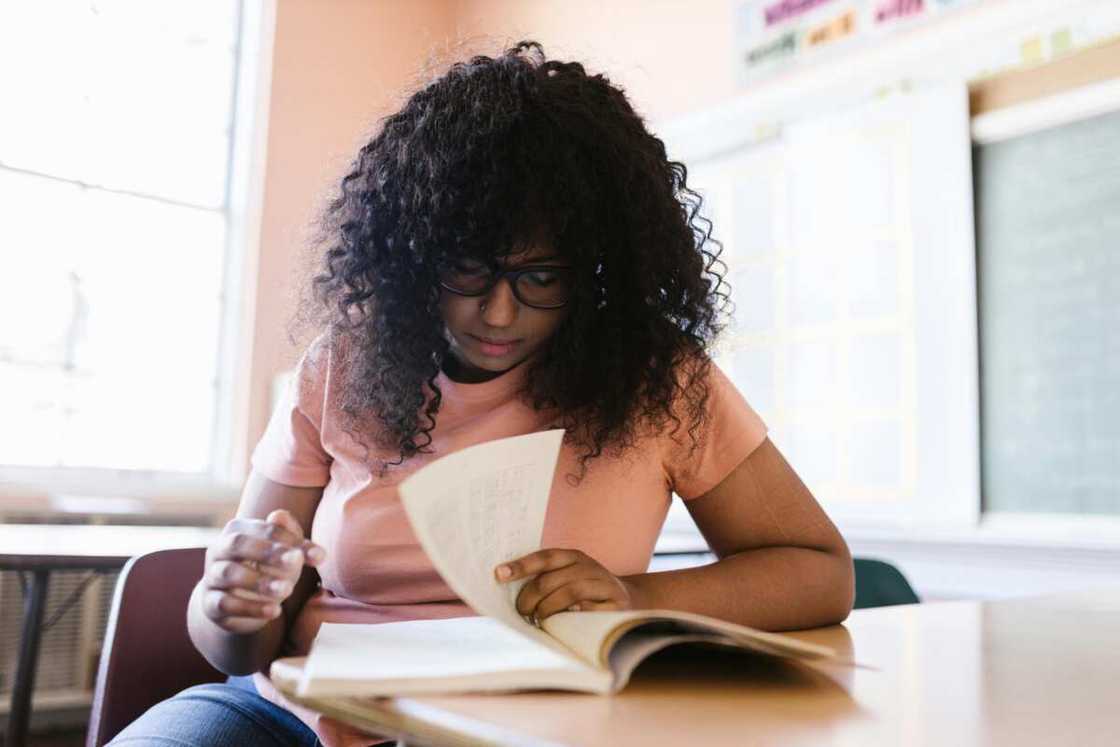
[438,264,574,309]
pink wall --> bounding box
[452,0,738,123]
[242,1,738,479]
[242,0,455,477]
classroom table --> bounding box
[0,524,220,747]
[273,589,1120,746]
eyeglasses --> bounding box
[438,260,573,309]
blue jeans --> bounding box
[107,675,323,746]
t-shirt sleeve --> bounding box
[661,359,769,500]
[249,340,333,488]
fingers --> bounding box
[267,510,327,566]
[498,549,631,623]
[514,563,594,616]
[202,588,282,633]
[496,548,584,582]
[201,511,326,634]
[525,577,625,621]
[266,509,302,535]
[210,533,302,576]
[202,550,297,634]
[568,600,621,612]
[205,559,295,599]
[238,514,305,548]
[209,518,325,572]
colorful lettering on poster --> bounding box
[806,10,856,47]
[875,0,924,24]
[764,0,838,28]
[746,30,799,66]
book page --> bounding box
[297,618,607,696]
[398,429,573,655]
[605,632,741,692]
[541,609,838,669]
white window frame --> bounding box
[0,0,277,516]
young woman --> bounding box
[110,41,853,747]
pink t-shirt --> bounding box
[249,337,768,746]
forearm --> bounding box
[186,581,287,676]
[623,545,854,631]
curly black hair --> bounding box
[293,40,729,477]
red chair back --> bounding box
[86,547,224,747]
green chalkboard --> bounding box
[975,108,1120,514]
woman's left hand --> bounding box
[495,549,640,623]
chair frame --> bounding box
[87,547,225,747]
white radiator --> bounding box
[0,513,223,734]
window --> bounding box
[662,82,979,532]
[659,81,981,543]
[0,2,246,488]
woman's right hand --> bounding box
[200,509,327,634]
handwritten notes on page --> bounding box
[398,429,565,642]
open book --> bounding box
[275,430,838,697]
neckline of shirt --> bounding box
[434,361,528,402]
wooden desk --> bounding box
[0,524,219,747]
[274,590,1120,746]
